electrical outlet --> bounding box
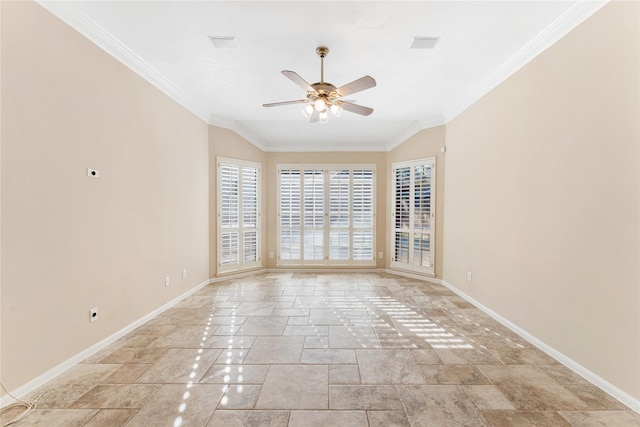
[378,252,383,259]
[165,275,170,286]
[90,307,98,323]
[182,269,187,279]
[269,252,274,259]
[467,272,472,282]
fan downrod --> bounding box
[315,46,329,83]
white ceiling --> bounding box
[38,1,607,152]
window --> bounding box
[217,157,261,273]
[278,165,375,266]
[391,158,435,275]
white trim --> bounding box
[385,268,439,283]
[8,267,636,415]
[0,278,212,408]
[35,1,609,153]
[264,143,389,153]
[208,117,268,152]
[35,1,210,124]
[439,279,640,414]
[211,268,266,281]
[264,267,380,274]
[443,0,609,123]
[385,117,446,152]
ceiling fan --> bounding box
[263,46,376,123]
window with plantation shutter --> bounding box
[391,158,435,275]
[278,164,376,266]
[217,157,261,274]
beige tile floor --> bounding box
[5,272,640,426]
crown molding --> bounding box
[208,115,268,151]
[385,116,446,152]
[35,1,211,123]
[264,143,389,153]
[37,0,609,153]
[443,0,609,122]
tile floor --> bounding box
[5,272,640,426]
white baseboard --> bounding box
[8,271,636,414]
[264,267,380,274]
[439,279,640,414]
[213,267,266,281]
[1,278,211,408]
[384,268,442,284]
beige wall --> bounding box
[265,152,387,269]
[387,126,446,277]
[443,1,639,400]
[208,126,267,277]
[1,2,209,391]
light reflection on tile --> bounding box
[14,273,636,426]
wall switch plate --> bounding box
[87,168,100,178]
[182,269,187,279]
[90,307,98,323]
[165,275,170,286]
[467,272,472,282]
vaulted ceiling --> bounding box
[38,1,607,151]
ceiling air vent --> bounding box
[209,36,239,49]
[410,36,440,49]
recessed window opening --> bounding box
[391,157,436,276]
[217,157,261,274]
[277,164,376,266]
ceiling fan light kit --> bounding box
[263,46,376,123]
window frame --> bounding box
[390,157,436,276]
[217,156,262,274]
[277,164,376,267]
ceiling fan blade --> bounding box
[263,100,308,107]
[338,101,373,116]
[282,70,315,92]
[309,110,320,123]
[336,76,376,97]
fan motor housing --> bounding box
[308,82,338,103]
[310,82,337,93]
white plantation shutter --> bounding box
[219,163,239,267]
[304,170,324,260]
[393,166,411,264]
[279,169,301,260]
[278,164,375,266]
[329,170,350,261]
[413,163,432,268]
[391,158,435,275]
[352,169,374,261]
[242,166,258,263]
[218,158,261,274]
